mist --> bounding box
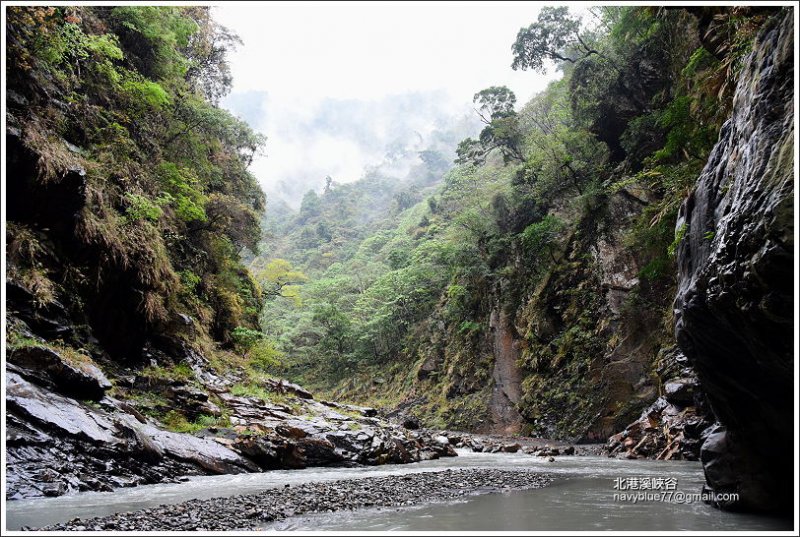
[222,90,482,208]
[212,2,561,209]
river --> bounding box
[5,450,791,531]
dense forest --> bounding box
[4,3,794,524]
[251,6,773,437]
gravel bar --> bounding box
[36,469,553,531]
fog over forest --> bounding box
[212,3,561,208]
[223,90,482,208]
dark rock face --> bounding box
[5,282,75,340]
[8,345,111,401]
[674,13,794,513]
[605,394,713,461]
[5,339,459,500]
[605,346,714,461]
[572,35,677,163]
[5,370,239,499]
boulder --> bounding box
[663,379,696,407]
[6,372,117,444]
[139,424,258,474]
[295,437,343,466]
[605,396,712,461]
[9,345,111,401]
[434,435,450,446]
[232,435,300,469]
[401,416,420,430]
[699,426,774,512]
[266,379,313,399]
[5,284,74,340]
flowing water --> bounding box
[5,450,791,531]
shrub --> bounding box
[157,162,207,222]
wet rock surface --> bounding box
[5,334,460,500]
[605,348,714,461]
[605,395,713,461]
[8,345,111,401]
[673,13,794,514]
[435,430,601,457]
[36,469,553,531]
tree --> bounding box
[182,7,241,104]
[520,215,565,266]
[230,326,283,372]
[515,79,610,202]
[455,138,486,166]
[312,303,353,357]
[511,6,600,73]
[253,258,307,300]
[473,86,517,124]
[456,86,525,165]
[480,114,525,163]
[298,190,321,224]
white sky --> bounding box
[212,1,566,206]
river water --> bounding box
[5,450,791,531]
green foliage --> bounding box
[179,269,201,294]
[520,215,564,265]
[124,193,167,223]
[157,162,207,222]
[248,338,284,372]
[28,17,124,84]
[231,326,263,352]
[109,6,197,80]
[459,86,525,165]
[252,258,307,302]
[162,410,227,433]
[668,223,688,258]
[141,362,195,383]
[473,86,517,120]
[455,138,486,166]
[122,79,170,109]
[6,6,267,356]
[652,96,717,162]
[511,6,588,73]
[231,327,283,373]
[458,320,482,335]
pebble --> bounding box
[40,469,553,531]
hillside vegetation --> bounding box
[250,6,779,438]
[6,6,267,370]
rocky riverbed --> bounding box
[6,315,588,502]
[5,327,460,500]
[35,469,553,531]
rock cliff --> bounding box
[674,13,794,513]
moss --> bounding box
[161,410,229,433]
[140,362,195,383]
[7,335,106,377]
[228,382,301,413]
